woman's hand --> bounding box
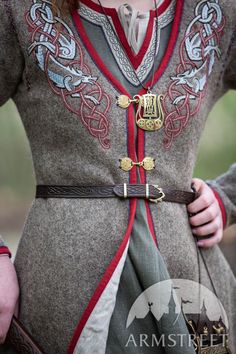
[0,255,19,344]
[187,178,223,248]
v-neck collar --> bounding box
[79,0,174,69]
[72,0,183,97]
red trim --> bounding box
[135,0,184,245]
[64,31,138,346]
[73,0,183,98]
[80,0,171,16]
[79,0,173,69]
[67,110,137,354]
[68,2,184,350]
[137,0,183,96]
[211,188,227,229]
[133,0,184,246]
[72,11,131,97]
[66,200,137,354]
[0,246,12,258]
[110,11,155,70]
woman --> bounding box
[0,0,236,352]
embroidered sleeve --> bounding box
[0,1,25,106]
[206,164,236,228]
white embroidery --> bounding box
[79,1,176,86]
[26,0,112,149]
[170,0,223,105]
[163,0,225,149]
[28,0,99,104]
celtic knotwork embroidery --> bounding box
[163,0,225,149]
[25,0,111,149]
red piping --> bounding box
[68,2,184,350]
[67,17,138,348]
[211,188,227,229]
[137,0,184,246]
[67,200,137,354]
[79,0,172,69]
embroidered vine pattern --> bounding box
[25,0,111,149]
[163,0,225,149]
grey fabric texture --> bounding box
[0,1,25,106]
[206,163,236,228]
[79,17,172,97]
[223,18,236,91]
[0,0,235,353]
[88,11,194,353]
[106,200,196,354]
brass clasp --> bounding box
[119,157,155,172]
[149,185,165,203]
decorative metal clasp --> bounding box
[149,185,165,203]
[116,92,165,132]
[119,157,155,172]
[116,95,138,109]
[134,93,165,131]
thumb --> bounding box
[191,178,204,193]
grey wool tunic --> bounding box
[0,0,236,353]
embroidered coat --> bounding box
[0,0,236,353]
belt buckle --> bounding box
[148,184,165,203]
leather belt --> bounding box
[6,316,45,354]
[35,184,198,205]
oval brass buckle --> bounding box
[149,185,166,203]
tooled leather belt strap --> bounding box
[35,184,198,204]
[6,316,45,354]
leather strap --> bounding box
[36,184,199,204]
[6,316,45,354]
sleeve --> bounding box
[206,164,236,229]
[0,1,25,106]
[0,234,12,258]
[223,25,236,90]
[0,1,24,256]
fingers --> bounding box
[192,219,221,236]
[197,229,223,248]
[189,203,219,227]
[188,183,215,214]
[188,178,224,249]
[191,178,204,192]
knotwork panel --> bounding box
[163,0,225,149]
[25,0,111,149]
